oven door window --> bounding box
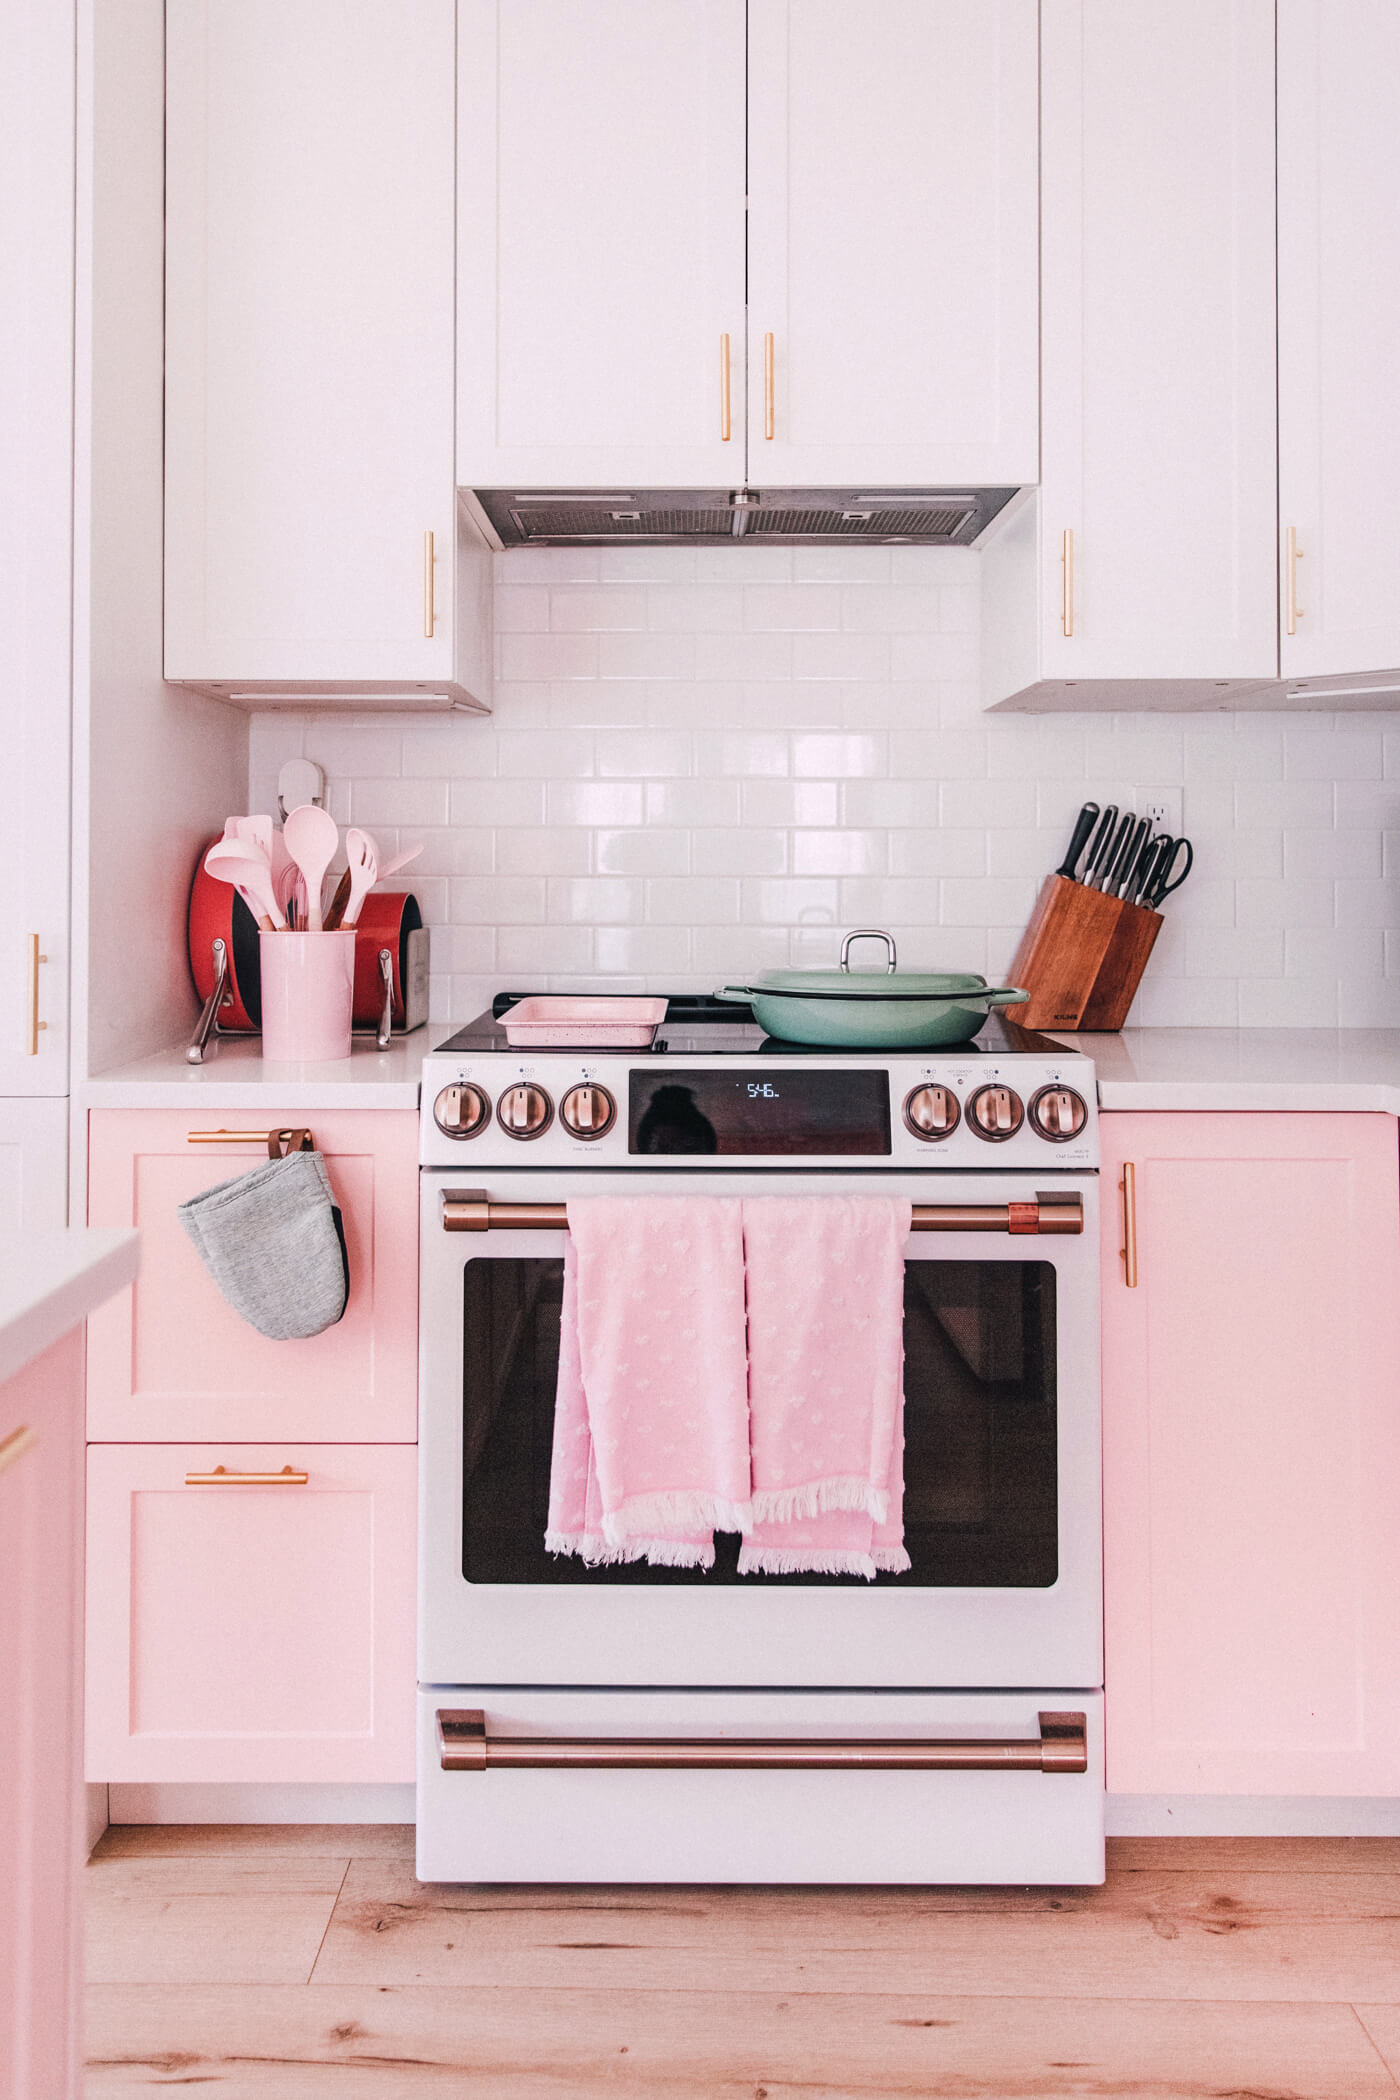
[460,1256,1057,1587]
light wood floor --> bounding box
[86,1826,1400,2097]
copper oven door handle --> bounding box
[441,1193,1083,1236]
[437,1709,1086,1774]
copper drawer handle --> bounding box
[441,1193,1082,1236]
[1121,1161,1138,1288]
[0,1424,38,1479]
[437,1709,1087,1774]
[184,1464,310,1487]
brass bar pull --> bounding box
[186,1129,314,1150]
[423,528,436,639]
[438,1708,1087,1775]
[720,333,731,441]
[184,1464,310,1487]
[26,934,47,1056]
[1061,528,1075,638]
[0,1424,38,1479]
[1285,525,1303,636]
[441,1193,1082,1236]
[1121,1161,1138,1288]
[763,331,775,439]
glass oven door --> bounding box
[419,1169,1101,1690]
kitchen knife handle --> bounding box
[1114,817,1151,898]
[1056,802,1100,882]
[1096,812,1135,893]
[1083,805,1117,887]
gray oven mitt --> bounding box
[177,1149,350,1340]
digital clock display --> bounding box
[628,1069,891,1155]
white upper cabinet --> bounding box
[746,0,1038,487]
[985,1,1279,710]
[165,0,489,709]
[1277,1,1400,696]
[457,0,748,488]
[0,0,72,1095]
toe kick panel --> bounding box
[416,1688,1105,1885]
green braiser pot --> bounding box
[716,929,1030,1050]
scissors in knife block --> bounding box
[1141,836,1193,909]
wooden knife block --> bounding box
[1007,874,1163,1031]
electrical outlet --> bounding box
[1138,787,1184,836]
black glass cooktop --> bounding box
[434,994,1079,1060]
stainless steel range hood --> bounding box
[470,486,1019,548]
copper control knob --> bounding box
[560,1083,617,1142]
[1029,1084,1089,1142]
[497,1082,554,1140]
[967,1084,1025,1143]
[433,1082,491,1140]
[903,1084,960,1142]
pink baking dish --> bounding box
[500,996,668,1047]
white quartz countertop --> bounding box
[0,1231,140,1389]
[82,1027,452,1110]
[1053,1028,1400,1114]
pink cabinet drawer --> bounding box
[85,1442,416,1784]
[86,1109,417,1442]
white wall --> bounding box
[73,0,247,1083]
[250,545,1400,1029]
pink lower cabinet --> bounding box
[86,1109,418,1442]
[0,1331,85,2100]
[85,1443,416,1783]
[1100,1111,1400,1797]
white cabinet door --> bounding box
[1025,0,1278,694]
[457,0,747,489]
[746,0,1038,486]
[0,1101,68,1232]
[0,0,71,1094]
[1278,2,1400,690]
[164,1,474,701]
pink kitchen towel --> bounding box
[545,1196,752,1568]
[738,1195,913,1580]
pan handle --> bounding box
[984,988,1031,1008]
[186,938,230,1065]
[713,985,754,1003]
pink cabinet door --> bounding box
[0,1331,85,2100]
[1100,1111,1400,1796]
[86,1109,417,1441]
[85,1442,416,1783]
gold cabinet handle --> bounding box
[0,1425,38,1479]
[423,528,436,639]
[26,933,48,1056]
[184,1464,310,1487]
[1062,528,1075,638]
[764,331,775,440]
[720,333,731,442]
[1285,525,1303,636]
[437,1708,1088,1774]
[1121,1161,1138,1288]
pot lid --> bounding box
[740,966,994,1000]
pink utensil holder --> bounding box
[258,931,356,1062]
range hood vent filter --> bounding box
[474,487,1018,549]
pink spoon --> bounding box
[282,802,339,933]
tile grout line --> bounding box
[304,1858,352,1986]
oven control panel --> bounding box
[421,1054,1097,1170]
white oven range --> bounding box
[417,998,1104,1885]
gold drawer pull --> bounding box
[763,331,775,439]
[1121,1161,1138,1288]
[1061,528,1075,638]
[720,332,731,441]
[27,934,48,1056]
[1286,524,1303,635]
[0,1424,38,1478]
[438,1708,1087,1774]
[423,528,436,638]
[184,1464,310,1487]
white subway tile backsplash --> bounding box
[245,549,1400,1026]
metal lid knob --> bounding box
[433,1082,491,1140]
[497,1083,554,1140]
[560,1083,617,1142]
[967,1084,1024,1142]
[1029,1085,1088,1142]
[903,1084,960,1141]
